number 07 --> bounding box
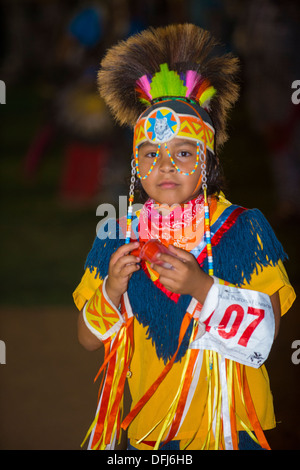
[204,305,265,347]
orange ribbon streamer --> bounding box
[90,317,134,449]
[121,311,193,431]
[162,349,199,446]
[242,365,271,450]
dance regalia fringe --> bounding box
[82,295,135,450]
[83,204,287,450]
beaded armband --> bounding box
[83,276,124,341]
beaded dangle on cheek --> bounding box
[125,158,137,244]
[135,144,161,180]
[200,151,214,276]
[164,141,200,176]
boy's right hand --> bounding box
[106,242,140,307]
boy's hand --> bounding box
[151,244,213,304]
[106,242,140,307]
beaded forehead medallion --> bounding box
[145,107,181,144]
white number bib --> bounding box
[190,283,275,368]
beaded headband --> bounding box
[133,98,215,154]
[133,98,213,180]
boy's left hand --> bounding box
[151,244,213,304]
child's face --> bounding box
[137,138,203,205]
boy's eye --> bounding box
[176,151,191,158]
[145,152,157,158]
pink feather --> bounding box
[136,75,152,100]
[185,70,203,98]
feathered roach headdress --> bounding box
[97,23,239,152]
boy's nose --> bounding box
[157,145,175,172]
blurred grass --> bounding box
[0,82,297,307]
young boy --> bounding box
[74,24,295,450]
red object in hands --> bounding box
[131,239,175,269]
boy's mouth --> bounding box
[158,181,179,189]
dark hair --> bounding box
[131,149,226,203]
